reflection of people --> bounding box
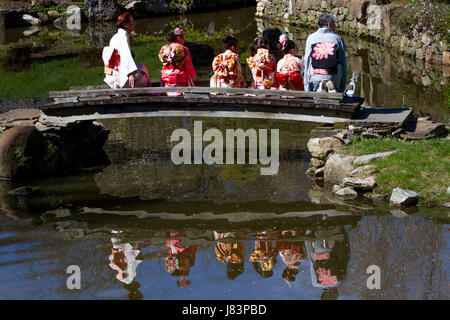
[276,37,304,91]
[303,13,347,92]
[165,232,197,288]
[210,34,247,88]
[247,37,277,89]
[158,28,197,95]
[276,230,305,285]
[103,12,151,89]
[214,232,245,280]
[249,232,277,278]
[108,239,144,284]
[305,226,350,300]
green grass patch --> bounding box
[341,137,450,207]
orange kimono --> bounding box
[210,49,246,88]
[246,48,277,89]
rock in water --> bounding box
[323,153,354,184]
[342,176,377,191]
[0,126,59,180]
[332,184,358,199]
[390,188,419,207]
[307,137,343,160]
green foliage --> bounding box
[398,0,450,43]
[342,137,450,206]
[31,5,64,14]
[168,0,193,13]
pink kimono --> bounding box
[158,42,197,95]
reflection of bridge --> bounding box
[40,83,412,127]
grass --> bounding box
[341,137,450,207]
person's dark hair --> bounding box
[227,262,244,280]
[250,36,269,57]
[166,27,184,43]
[117,12,133,29]
[222,33,239,50]
[252,262,273,278]
[255,36,269,49]
[281,39,297,54]
[282,268,299,282]
[318,14,336,28]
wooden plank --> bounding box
[49,86,344,100]
[351,107,413,126]
[42,94,359,115]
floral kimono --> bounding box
[158,42,197,95]
[246,48,277,89]
[210,50,246,88]
[276,54,304,91]
[215,241,245,264]
[249,232,278,273]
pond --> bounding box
[0,7,448,300]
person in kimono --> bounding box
[246,37,277,90]
[210,34,247,88]
[249,231,278,278]
[275,36,304,91]
[164,232,197,288]
[276,230,306,285]
[103,12,150,89]
[158,28,197,96]
[214,231,245,280]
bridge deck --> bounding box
[39,83,412,127]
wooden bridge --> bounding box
[39,82,413,127]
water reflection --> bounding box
[101,224,352,299]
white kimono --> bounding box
[103,28,138,88]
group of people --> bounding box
[103,12,347,94]
[109,227,349,300]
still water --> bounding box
[0,7,448,300]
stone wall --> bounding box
[255,0,449,66]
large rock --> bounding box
[31,0,56,7]
[22,14,41,26]
[307,137,343,160]
[342,175,377,191]
[84,0,121,22]
[348,164,378,177]
[323,153,354,184]
[390,188,419,207]
[42,120,110,169]
[353,150,396,165]
[0,126,59,180]
[145,0,170,15]
[183,42,215,67]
